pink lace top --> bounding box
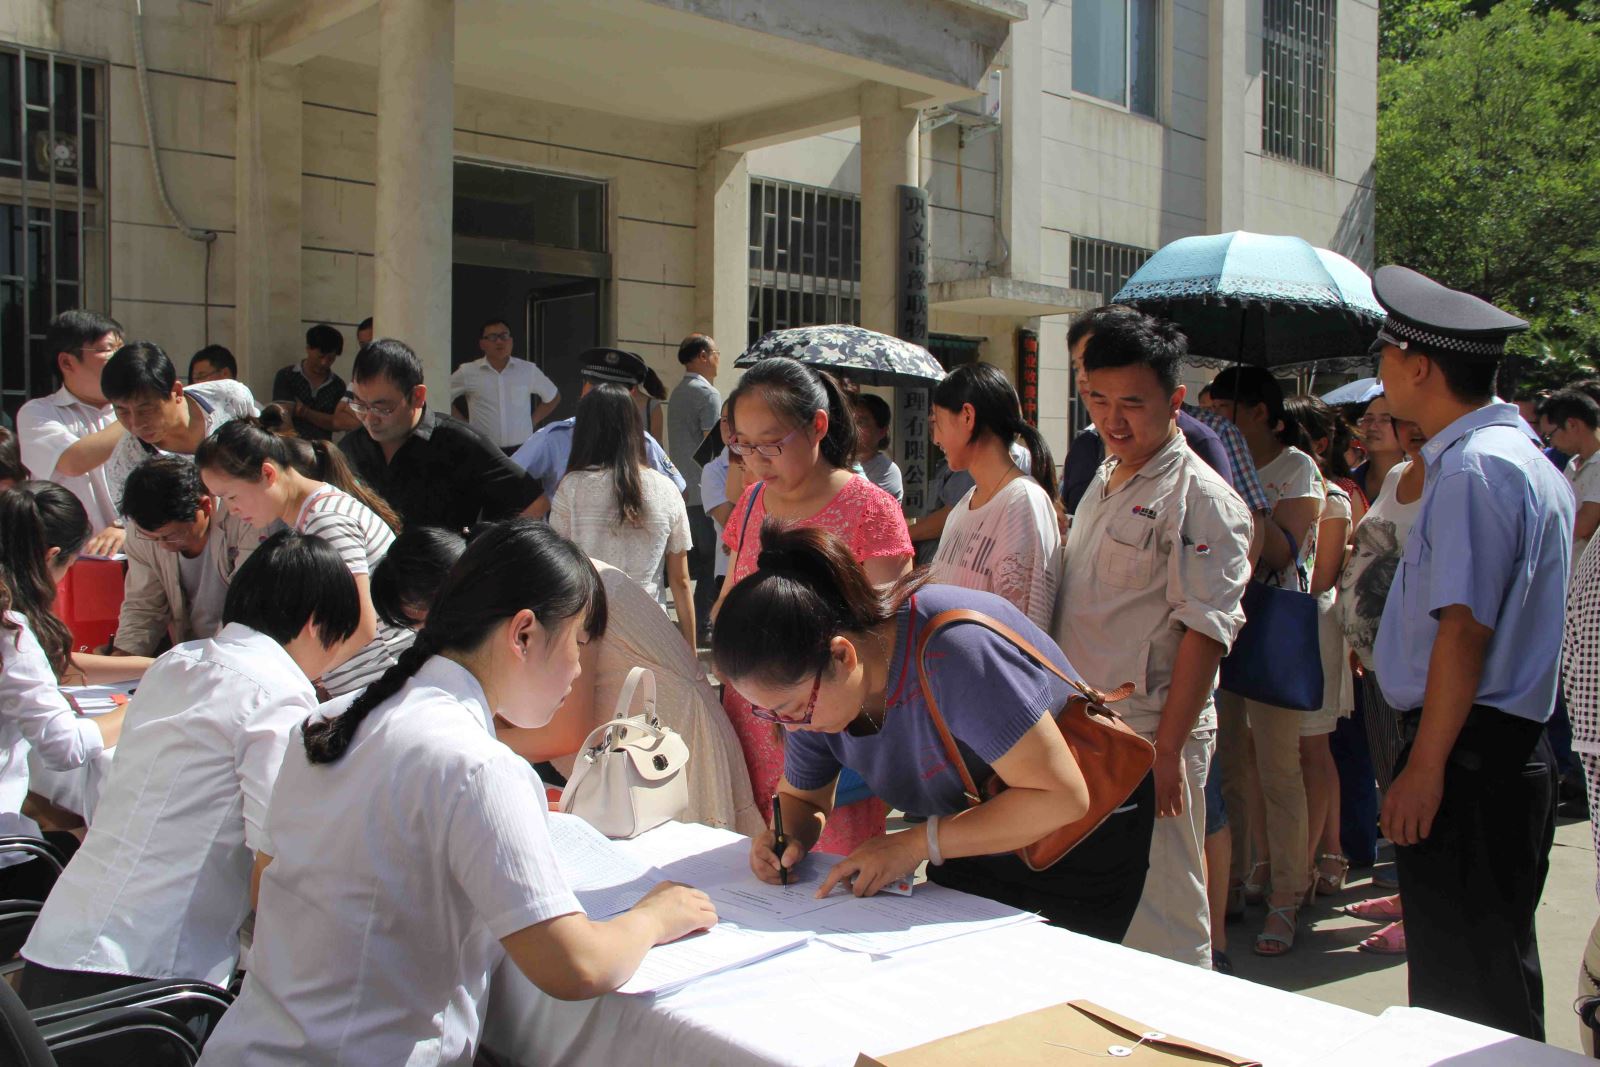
[722,474,914,586]
[720,474,913,855]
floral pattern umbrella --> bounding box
[736,325,946,387]
[1112,232,1384,371]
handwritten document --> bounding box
[547,812,664,920]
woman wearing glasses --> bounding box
[715,521,1154,940]
[712,357,913,855]
[1352,394,1405,511]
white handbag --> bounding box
[559,667,690,839]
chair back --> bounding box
[0,977,57,1067]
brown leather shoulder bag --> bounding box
[914,608,1155,872]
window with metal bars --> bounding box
[1071,0,1161,118]
[0,45,110,418]
[1261,0,1336,172]
[1069,235,1154,305]
[747,178,861,346]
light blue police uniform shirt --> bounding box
[510,417,685,494]
[1374,402,1575,722]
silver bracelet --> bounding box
[925,814,944,867]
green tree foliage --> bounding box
[1380,0,1475,61]
[1376,0,1600,386]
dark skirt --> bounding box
[927,773,1155,943]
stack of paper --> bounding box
[547,812,664,918]
[546,814,810,996]
[547,815,1042,997]
[61,684,132,716]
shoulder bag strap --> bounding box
[734,481,765,562]
[911,607,1135,810]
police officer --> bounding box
[510,348,683,518]
[1372,265,1573,1040]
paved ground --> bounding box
[1221,815,1595,1055]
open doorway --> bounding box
[451,267,599,424]
[452,160,610,427]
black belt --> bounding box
[1400,704,1547,773]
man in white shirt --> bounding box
[17,530,360,1006]
[113,455,265,656]
[101,341,260,509]
[450,318,561,451]
[1545,388,1600,569]
[15,310,127,556]
[1052,308,1252,969]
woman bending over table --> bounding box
[199,521,715,1066]
[714,520,1155,942]
[712,357,913,857]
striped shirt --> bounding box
[929,476,1062,631]
[294,485,414,696]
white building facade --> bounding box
[2,0,1373,490]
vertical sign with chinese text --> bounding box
[896,185,931,516]
[1018,328,1040,426]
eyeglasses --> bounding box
[728,427,806,458]
[750,673,822,725]
[133,526,190,545]
[481,331,511,342]
[1357,414,1393,428]
[79,343,121,358]
[345,396,403,417]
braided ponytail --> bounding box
[303,635,436,764]
[300,520,607,765]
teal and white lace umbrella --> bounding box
[1113,232,1384,371]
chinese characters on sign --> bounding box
[896,185,929,347]
[896,184,931,515]
[899,386,930,515]
[1017,328,1040,426]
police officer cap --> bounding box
[1372,265,1528,361]
[578,347,648,386]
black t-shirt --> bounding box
[339,407,541,530]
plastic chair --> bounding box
[52,558,126,654]
[0,976,202,1066]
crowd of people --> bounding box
[0,258,1595,1059]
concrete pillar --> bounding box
[1001,12,1042,280]
[234,25,302,400]
[373,0,455,392]
[694,130,749,388]
[1206,0,1246,232]
[858,83,918,336]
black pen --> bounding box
[770,793,789,886]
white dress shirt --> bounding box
[16,386,121,531]
[449,357,560,448]
[200,656,581,1067]
[21,624,315,987]
[0,612,104,816]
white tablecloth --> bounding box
[481,822,1585,1067]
